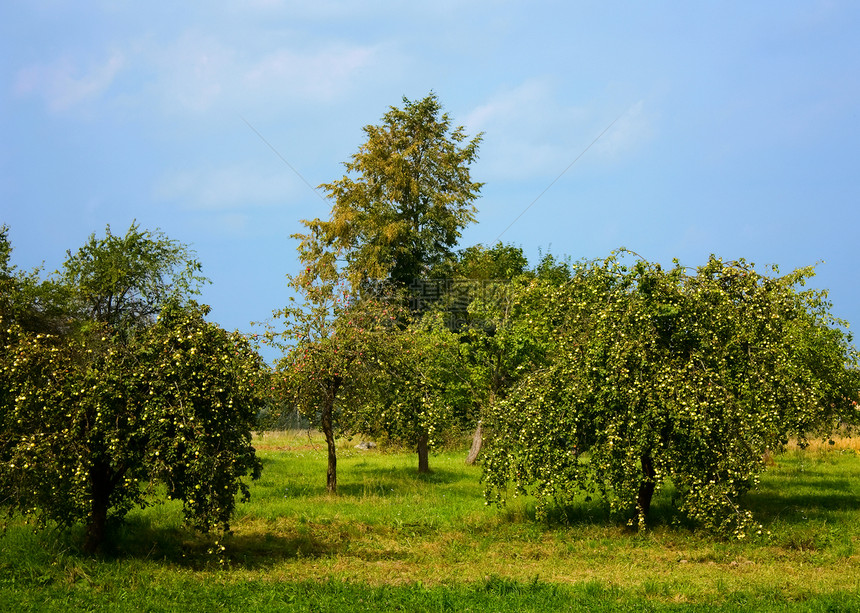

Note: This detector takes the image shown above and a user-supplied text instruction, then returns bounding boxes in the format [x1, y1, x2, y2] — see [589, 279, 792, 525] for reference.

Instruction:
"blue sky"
[2, 1, 859, 363]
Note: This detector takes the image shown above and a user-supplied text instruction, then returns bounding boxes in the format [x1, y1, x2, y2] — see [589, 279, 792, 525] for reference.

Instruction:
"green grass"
[2, 431, 860, 611]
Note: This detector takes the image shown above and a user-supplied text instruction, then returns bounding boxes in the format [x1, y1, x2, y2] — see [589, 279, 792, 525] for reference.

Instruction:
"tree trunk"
[321, 399, 337, 494]
[637, 454, 656, 518]
[83, 461, 112, 554]
[465, 421, 483, 465]
[417, 433, 430, 474]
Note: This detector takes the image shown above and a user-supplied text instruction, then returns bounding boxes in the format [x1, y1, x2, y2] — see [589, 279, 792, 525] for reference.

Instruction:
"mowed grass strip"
[1, 430, 859, 610]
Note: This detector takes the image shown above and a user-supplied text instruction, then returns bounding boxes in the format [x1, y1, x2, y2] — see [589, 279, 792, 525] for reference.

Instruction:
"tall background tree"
[299, 92, 483, 291]
[279, 93, 484, 475]
[60, 222, 207, 333]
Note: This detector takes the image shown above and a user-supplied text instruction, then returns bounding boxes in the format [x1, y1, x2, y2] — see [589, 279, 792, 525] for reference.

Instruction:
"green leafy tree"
[0, 225, 70, 334]
[359, 314, 470, 473]
[269, 248, 403, 493]
[460, 292, 549, 464]
[532, 251, 572, 285]
[445, 243, 536, 463]
[483, 251, 860, 536]
[0, 302, 264, 554]
[60, 222, 207, 333]
[430, 242, 530, 328]
[301, 92, 483, 290]
[0, 225, 18, 318]
[0, 226, 262, 554]
[439, 245, 569, 464]
[456, 242, 530, 282]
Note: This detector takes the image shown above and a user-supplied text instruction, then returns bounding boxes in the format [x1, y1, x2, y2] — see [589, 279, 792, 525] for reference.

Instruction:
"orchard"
[2, 94, 859, 558]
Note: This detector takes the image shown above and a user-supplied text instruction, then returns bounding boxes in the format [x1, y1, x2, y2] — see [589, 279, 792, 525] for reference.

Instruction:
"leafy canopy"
[60, 221, 207, 332]
[300, 92, 483, 288]
[269, 254, 404, 492]
[0, 225, 260, 554]
[359, 313, 471, 472]
[0, 225, 71, 334]
[0, 303, 264, 551]
[483, 251, 860, 536]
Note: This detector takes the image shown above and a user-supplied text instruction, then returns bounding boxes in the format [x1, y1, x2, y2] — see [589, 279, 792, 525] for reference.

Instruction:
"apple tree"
[0, 304, 264, 554]
[483, 251, 859, 536]
[356, 313, 471, 473]
[0, 226, 264, 554]
[268, 241, 404, 493]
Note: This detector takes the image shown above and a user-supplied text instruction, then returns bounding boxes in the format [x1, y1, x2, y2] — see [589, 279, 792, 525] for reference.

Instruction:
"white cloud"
[138, 30, 387, 114]
[465, 82, 654, 181]
[13, 23, 393, 118]
[244, 44, 379, 102]
[14, 51, 125, 112]
[465, 79, 584, 135]
[464, 79, 590, 181]
[154, 162, 306, 210]
[592, 100, 655, 160]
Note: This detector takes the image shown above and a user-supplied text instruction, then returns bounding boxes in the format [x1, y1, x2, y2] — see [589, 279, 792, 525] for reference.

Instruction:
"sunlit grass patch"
[3, 433, 860, 610]
[786, 433, 860, 455]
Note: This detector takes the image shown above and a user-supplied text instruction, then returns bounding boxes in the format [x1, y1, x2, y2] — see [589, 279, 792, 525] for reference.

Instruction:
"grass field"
[1, 431, 860, 611]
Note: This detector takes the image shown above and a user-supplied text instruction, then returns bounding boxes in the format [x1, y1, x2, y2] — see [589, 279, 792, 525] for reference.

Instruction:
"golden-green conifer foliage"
[299, 93, 483, 288]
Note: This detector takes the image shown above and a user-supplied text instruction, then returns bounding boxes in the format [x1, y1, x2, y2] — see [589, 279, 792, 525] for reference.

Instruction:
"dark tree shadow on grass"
[743, 487, 860, 524]
[498, 481, 693, 532]
[504, 462, 860, 539]
[8, 516, 339, 570]
[102, 516, 416, 569]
